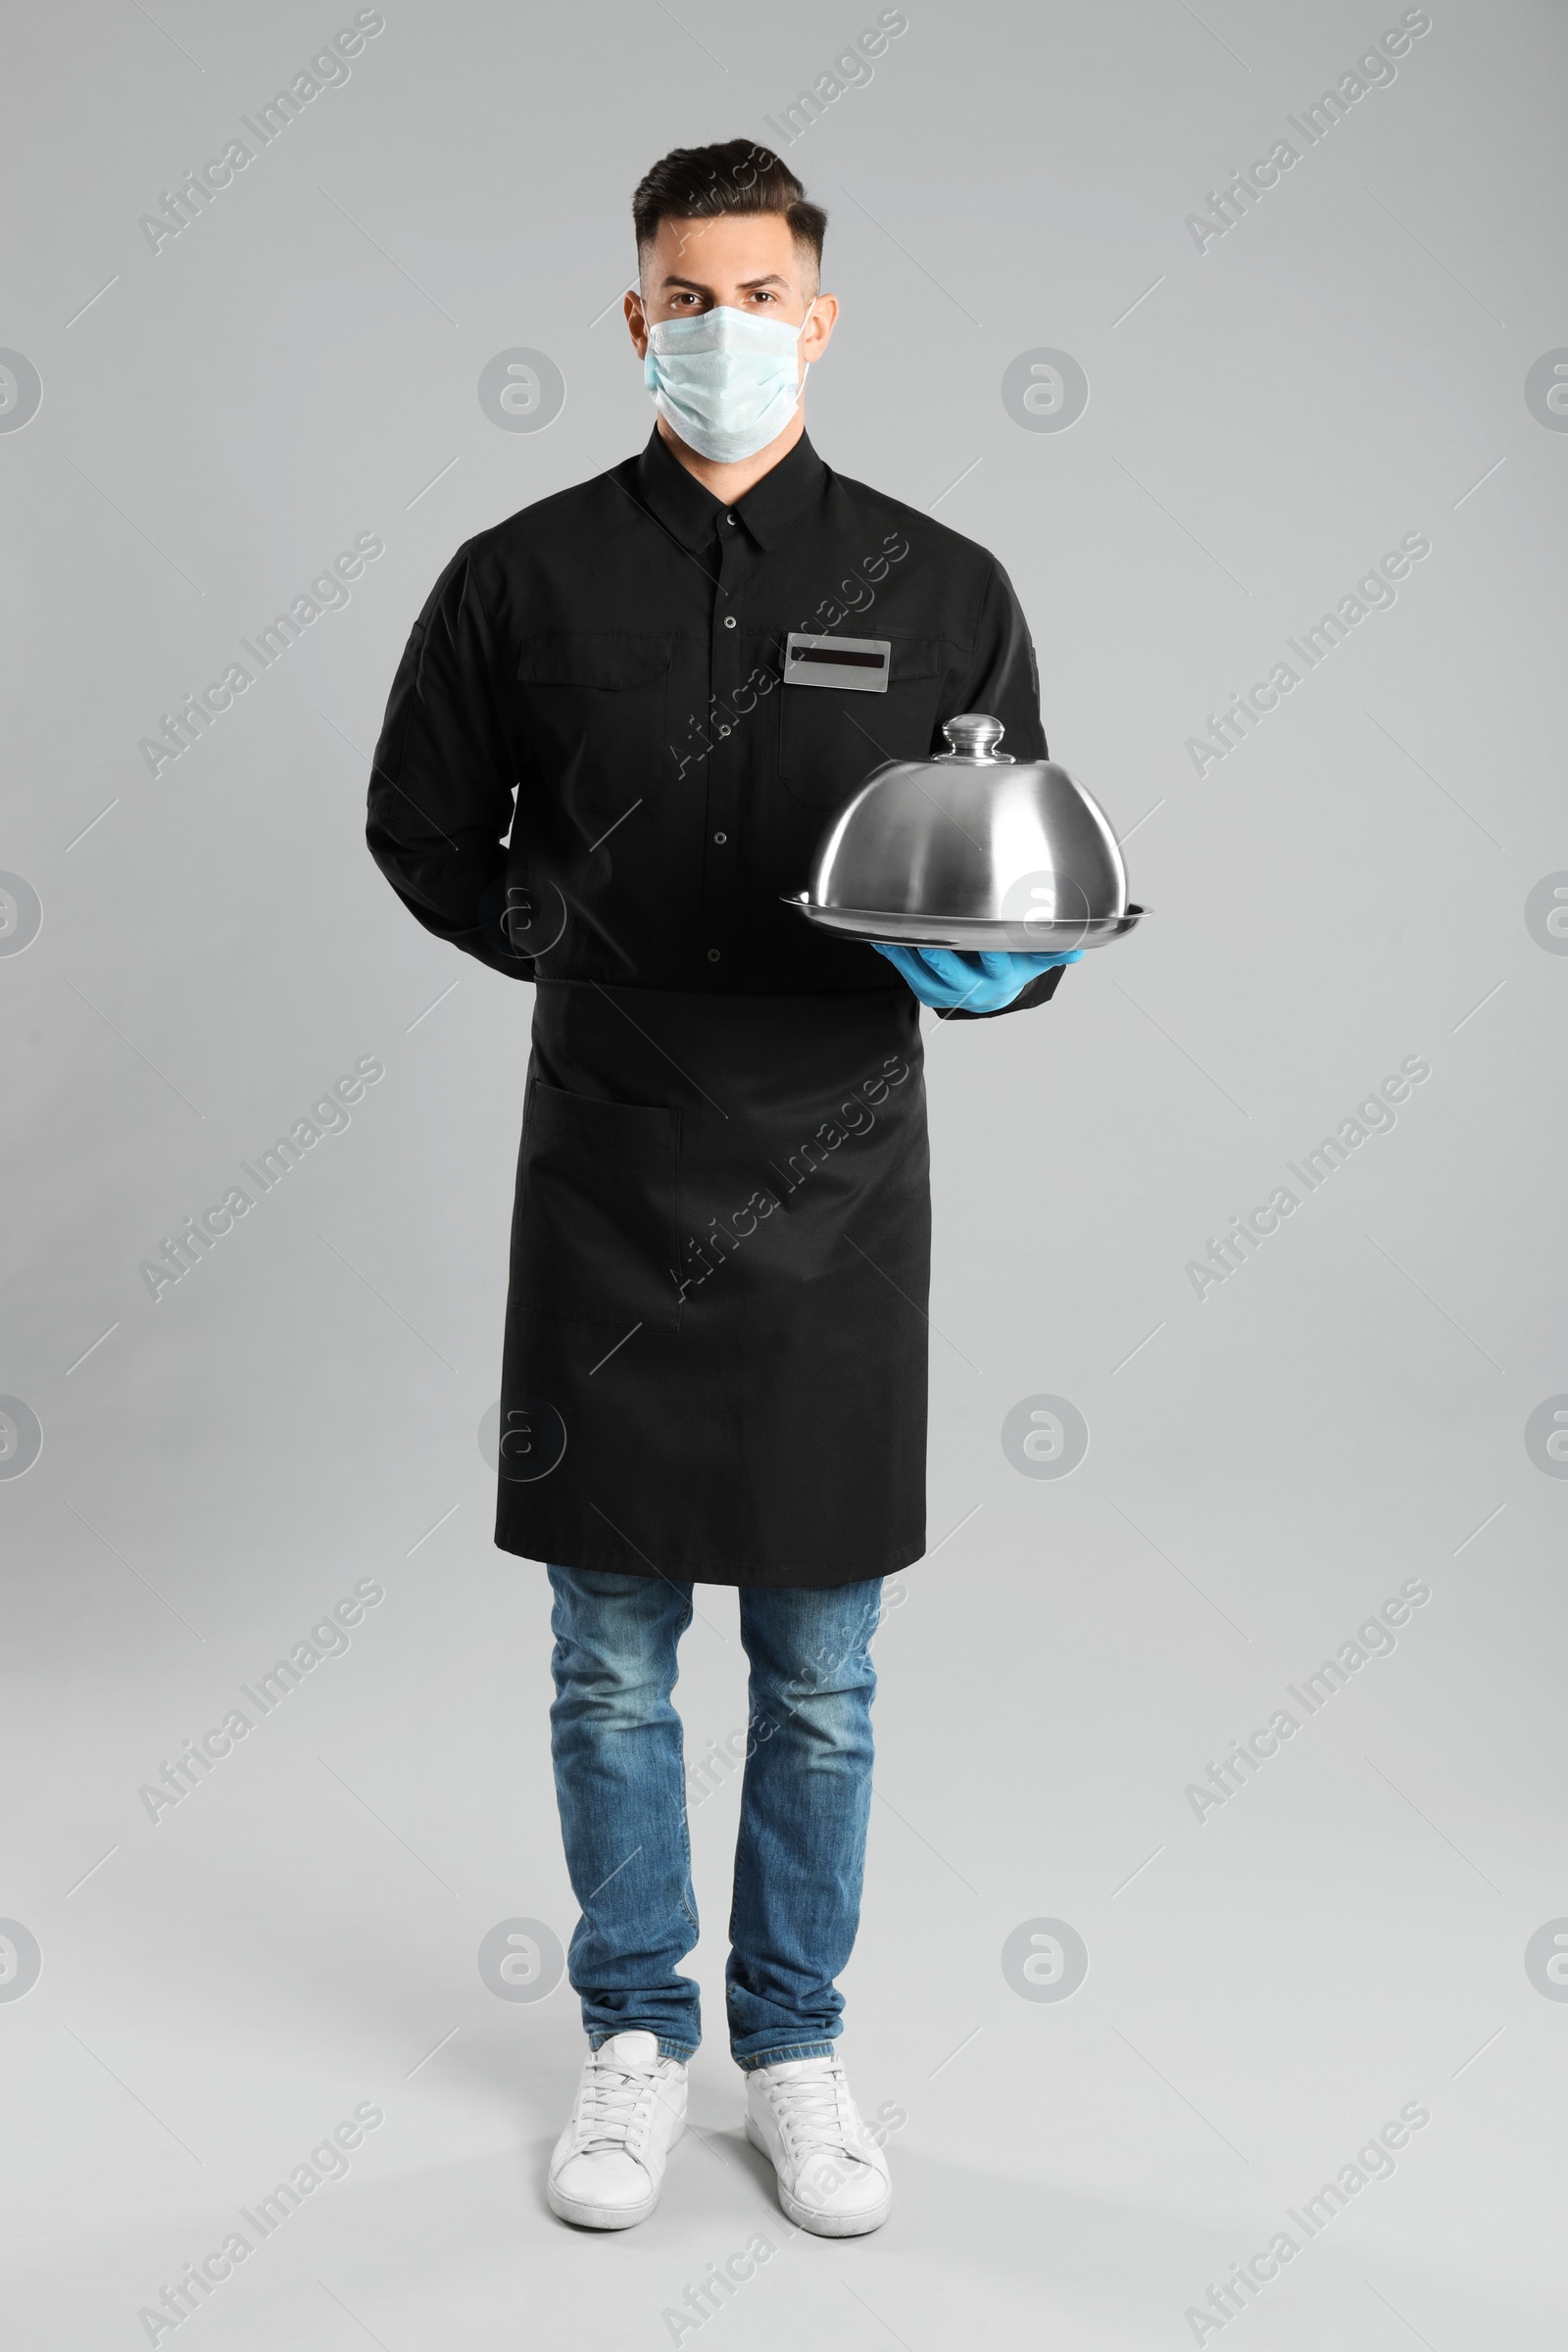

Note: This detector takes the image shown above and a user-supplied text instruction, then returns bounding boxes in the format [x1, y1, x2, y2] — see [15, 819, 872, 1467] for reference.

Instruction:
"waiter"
[367, 139, 1078, 2243]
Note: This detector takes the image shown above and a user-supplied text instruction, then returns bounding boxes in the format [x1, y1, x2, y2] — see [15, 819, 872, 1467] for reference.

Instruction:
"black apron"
[495, 978, 930, 1589]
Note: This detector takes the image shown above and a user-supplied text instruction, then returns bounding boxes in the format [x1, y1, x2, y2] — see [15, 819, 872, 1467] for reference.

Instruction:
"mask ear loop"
[798, 295, 817, 394]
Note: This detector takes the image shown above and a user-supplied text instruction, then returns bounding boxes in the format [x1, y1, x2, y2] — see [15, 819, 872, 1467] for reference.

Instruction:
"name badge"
[783, 631, 891, 694]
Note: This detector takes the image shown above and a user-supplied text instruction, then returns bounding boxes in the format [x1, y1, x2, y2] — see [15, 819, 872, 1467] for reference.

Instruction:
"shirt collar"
[630, 425, 827, 554]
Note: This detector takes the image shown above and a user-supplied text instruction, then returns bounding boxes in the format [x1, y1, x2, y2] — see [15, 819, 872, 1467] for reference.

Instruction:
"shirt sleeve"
[366, 541, 532, 980]
[939, 556, 1067, 1023]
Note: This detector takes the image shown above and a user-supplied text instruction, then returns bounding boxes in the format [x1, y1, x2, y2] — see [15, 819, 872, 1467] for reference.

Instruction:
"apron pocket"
[513, 1078, 681, 1331]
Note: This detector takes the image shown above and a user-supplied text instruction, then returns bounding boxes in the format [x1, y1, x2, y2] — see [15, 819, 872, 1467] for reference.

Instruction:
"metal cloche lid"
[783, 712, 1144, 954]
[932, 711, 1013, 760]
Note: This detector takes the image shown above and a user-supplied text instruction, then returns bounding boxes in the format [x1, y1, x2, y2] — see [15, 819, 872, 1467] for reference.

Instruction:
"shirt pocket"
[512, 1077, 682, 1332]
[776, 634, 947, 812]
[516, 633, 672, 841]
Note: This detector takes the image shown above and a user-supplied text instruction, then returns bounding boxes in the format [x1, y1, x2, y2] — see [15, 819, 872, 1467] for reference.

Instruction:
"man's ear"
[624, 287, 649, 359]
[802, 294, 838, 363]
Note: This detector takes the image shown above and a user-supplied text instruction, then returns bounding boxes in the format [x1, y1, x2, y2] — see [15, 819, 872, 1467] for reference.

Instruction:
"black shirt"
[367, 426, 1065, 1017]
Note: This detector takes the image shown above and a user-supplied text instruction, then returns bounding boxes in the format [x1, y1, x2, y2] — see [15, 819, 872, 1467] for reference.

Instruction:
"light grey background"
[4, 1, 1565, 2343]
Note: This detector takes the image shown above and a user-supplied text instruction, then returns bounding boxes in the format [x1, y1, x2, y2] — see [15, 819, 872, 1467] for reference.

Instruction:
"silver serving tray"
[783, 894, 1146, 952]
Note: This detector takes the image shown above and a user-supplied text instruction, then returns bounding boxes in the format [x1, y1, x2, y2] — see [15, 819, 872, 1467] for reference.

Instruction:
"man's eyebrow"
[659, 271, 792, 292]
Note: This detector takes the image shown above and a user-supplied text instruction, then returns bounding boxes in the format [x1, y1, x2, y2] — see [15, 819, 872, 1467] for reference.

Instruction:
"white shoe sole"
[745, 2114, 892, 2237]
[548, 2117, 684, 2230]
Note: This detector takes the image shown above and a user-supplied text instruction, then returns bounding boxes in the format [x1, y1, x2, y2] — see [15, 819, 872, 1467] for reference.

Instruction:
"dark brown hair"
[632, 140, 827, 282]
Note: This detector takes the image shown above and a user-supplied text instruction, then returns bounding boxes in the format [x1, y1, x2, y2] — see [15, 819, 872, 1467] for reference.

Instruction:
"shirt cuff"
[934, 963, 1068, 1021]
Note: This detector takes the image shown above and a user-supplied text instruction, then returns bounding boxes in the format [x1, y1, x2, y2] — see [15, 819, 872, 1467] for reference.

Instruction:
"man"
[366, 139, 1077, 2238]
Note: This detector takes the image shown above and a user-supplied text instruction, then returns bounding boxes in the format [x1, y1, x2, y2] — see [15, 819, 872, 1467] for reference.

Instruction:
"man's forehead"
[650, 215, 801, 261]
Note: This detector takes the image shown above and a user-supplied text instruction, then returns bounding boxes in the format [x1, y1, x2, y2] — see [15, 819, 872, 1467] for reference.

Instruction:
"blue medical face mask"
[643, 300, 815, 464]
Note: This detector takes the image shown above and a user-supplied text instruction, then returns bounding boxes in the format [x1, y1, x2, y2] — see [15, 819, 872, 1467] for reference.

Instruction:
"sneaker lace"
[770, 2067, 860, 2158]
[574, 2056, 660, 2155]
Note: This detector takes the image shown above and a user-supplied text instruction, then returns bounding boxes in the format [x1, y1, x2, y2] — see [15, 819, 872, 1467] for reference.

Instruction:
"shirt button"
[713, 831, 727, 844]
[717, 724, 731, 737]
[723, 615, 737, 628]
[726, 514, 738, 526]
[707, 948, 721, 961]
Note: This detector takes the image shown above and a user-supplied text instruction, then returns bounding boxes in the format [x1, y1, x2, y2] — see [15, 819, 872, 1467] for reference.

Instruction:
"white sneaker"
[547, 2030, 688, 2229]
[745, 2053, 892, 2237]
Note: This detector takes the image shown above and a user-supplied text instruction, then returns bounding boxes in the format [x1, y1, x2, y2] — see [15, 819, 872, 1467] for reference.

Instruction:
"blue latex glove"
[873, 943, 1084, 1011]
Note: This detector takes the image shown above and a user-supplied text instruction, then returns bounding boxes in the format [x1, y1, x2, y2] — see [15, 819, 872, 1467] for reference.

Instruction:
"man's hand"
[872, 943, 1084, 1012]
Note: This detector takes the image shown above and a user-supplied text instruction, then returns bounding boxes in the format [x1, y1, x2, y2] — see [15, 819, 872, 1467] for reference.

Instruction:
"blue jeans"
[546, 1564, 883, 2071]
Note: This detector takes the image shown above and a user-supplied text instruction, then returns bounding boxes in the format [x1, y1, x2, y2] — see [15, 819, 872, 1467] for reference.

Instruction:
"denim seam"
[676, 1591, 700, 1937]
[590, 2029, 698, 2062]
[735, 2039, 840, 2072]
